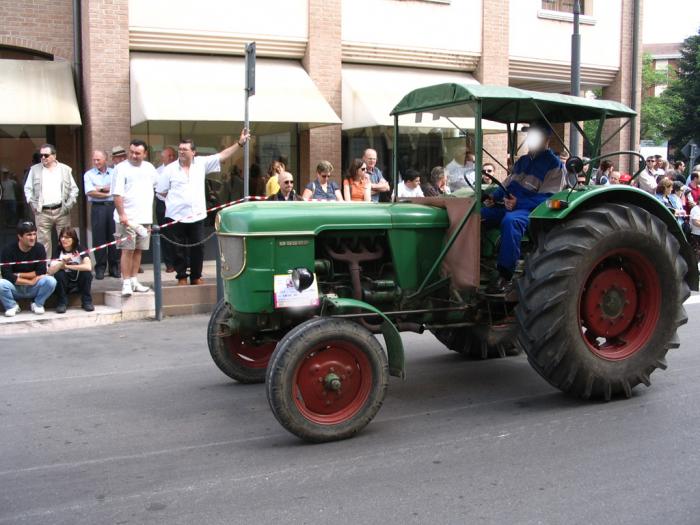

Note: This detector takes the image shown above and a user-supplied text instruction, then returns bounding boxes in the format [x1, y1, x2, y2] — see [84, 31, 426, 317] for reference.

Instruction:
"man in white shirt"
[445, 145, 476, 191]
[636, 157, 658, 195]
[396, 169, 425, 199]
[23, 144, 79, 258]
[156, 129, 250, 285]
[113, 140, 158, 296]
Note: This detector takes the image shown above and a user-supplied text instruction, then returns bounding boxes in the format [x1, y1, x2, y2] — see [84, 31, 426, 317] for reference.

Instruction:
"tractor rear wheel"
[207, 299, 277, 384]
[266, 318, 389, 442]
[516, 203, 689, 400]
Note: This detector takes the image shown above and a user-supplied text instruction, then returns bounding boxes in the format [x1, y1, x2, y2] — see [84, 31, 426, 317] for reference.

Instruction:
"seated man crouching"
[0, 220, 57, 316]
[481, 120, 566, 294]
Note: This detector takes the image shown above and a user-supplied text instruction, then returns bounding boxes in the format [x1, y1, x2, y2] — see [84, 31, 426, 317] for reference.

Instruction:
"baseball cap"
[111, 146, 126, 156]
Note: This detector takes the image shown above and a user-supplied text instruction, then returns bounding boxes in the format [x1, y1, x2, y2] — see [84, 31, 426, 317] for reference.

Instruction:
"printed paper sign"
[273, 274, 320, 309]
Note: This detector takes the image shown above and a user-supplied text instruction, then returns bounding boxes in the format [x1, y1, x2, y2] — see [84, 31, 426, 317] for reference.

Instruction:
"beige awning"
[342, 64, 504, 133]
[0, 59, 81, 125]
[130, 53, 341, 128]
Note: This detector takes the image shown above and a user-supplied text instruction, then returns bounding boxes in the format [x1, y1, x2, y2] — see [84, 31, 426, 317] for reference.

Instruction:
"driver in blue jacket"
[482, 120, 566, 294]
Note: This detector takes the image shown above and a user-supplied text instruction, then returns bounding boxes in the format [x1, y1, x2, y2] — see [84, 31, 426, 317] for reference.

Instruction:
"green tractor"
[209, 84, 698, 442]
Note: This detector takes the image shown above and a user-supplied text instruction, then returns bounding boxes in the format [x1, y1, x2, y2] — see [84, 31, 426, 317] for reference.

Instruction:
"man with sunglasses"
[23, 144, 79, 258]
[636, 157, 658, 195]
[267, 172, 301, 201]
[0, 221, 57, 316]
[156, 129, 250, 286]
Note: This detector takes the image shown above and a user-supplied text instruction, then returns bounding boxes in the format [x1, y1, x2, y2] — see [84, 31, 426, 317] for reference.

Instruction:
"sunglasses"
[320, 174, 330, 178]
[360, 167, 367, 171]
[39, 153, 52, 158]
[282, 180, 294, 185]
[20, 221, 35, 228]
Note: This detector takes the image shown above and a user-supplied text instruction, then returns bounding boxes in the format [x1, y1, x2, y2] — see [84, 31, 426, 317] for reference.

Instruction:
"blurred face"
[39, 147, 56, 168]
[178, 143, 195, 164]
[646, 158, 655, 170]
[279, 173, 294, 195]
[161, 148, 177, 165]
[317, 170, 332, 182]
[356, 163, 367, 179]
[526, 129, 546, 153]
[609, 172, 621, 184]
[128, 144, 147, 166]
[363, 149, 377, 171]
[18, 230, 37, 250]
[437, 175, 446, 189]
[60, 234, 75, 252]
[92, 152, 107, 172]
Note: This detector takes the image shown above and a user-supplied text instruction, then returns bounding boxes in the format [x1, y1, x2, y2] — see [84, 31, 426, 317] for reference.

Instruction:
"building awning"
[342, 64, 505, 133]
[130, 53, 341, 128]
[0, 60, 81, 125]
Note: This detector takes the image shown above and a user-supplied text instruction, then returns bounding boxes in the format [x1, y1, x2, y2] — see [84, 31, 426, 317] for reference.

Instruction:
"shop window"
[541, 0, 586, 13]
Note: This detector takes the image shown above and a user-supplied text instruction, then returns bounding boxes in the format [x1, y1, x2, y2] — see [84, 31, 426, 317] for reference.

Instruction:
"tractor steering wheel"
[479, 171, 511, 198]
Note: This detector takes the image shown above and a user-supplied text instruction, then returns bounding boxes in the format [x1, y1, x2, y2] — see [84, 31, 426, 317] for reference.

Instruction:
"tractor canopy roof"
[391, 83, 636, 124]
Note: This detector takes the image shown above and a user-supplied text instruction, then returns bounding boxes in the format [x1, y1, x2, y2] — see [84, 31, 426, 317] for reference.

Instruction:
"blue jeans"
[0, 276, 57, 310]
[481, 207, 531, 275]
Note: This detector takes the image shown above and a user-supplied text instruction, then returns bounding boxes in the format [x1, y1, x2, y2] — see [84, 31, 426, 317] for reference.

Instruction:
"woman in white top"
[396, 169, 424, 199]
[47, 227, 94, 313]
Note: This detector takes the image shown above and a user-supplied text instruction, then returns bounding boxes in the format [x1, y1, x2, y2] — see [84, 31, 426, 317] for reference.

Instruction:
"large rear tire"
[516, 203, 689, 400]
[207, 299, 277, 384]
[266, 318, 389, 442]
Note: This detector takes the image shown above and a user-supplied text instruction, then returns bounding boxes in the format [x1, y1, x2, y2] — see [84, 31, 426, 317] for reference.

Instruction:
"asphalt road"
[1, 301, 700, 525]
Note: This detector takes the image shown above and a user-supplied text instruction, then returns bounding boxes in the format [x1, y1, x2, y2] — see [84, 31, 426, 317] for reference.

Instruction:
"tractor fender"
[324, 297, 405, 379]
[529, 186, 699, 292]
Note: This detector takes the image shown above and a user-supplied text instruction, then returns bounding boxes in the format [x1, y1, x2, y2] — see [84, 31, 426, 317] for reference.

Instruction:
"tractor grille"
[218, 236, 245, 279]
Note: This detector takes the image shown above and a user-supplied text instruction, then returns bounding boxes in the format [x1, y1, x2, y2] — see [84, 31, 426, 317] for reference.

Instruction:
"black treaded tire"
[266, 317, 389, 442]
[207, 298, 277, 384]
[516, 203, 690, 400]
[431, 328, 521, 359]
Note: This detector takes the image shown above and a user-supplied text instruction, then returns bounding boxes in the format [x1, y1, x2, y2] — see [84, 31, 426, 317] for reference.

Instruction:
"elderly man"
[110, 146, 127, 167]
[363, 149, 390, 202]
[23, 144, 79, 258]
[113, 140, 158, 296]
[482, 120, 565, 294]
[84, 150, 119, 279]
[156, 129, 250, 286]
[0, 220, 57, 316]
[267, 171, 301, 201]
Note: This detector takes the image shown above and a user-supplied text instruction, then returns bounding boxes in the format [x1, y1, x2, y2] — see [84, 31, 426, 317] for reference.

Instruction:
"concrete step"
[0, 305, 123, 335]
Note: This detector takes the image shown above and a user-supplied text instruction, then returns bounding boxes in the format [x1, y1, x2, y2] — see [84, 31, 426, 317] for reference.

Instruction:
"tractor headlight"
[218, 235, 245, 279]
[291, 268, 314, 292]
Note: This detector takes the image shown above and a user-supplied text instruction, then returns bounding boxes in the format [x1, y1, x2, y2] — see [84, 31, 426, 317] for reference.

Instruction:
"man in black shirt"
[0, 220, 57, 316]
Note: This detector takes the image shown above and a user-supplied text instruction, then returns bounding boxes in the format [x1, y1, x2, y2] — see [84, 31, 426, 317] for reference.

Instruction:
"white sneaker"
[131, 279, 150, 293]
[4, 305, 20, 317]
[122, 279, 133, 296]
[30, 303, 45, 315]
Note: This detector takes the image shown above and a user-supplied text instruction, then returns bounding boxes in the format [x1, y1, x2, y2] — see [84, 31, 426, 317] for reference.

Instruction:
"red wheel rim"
[223, 335, 276, 369]
[293, 340, 372, 425]
[579, 248, 661, 360]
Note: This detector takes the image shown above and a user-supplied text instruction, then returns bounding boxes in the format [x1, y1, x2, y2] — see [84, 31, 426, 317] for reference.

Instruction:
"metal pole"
[215, 237, 223, 302]
[151, 225, 163, 321]
[570, 0, 581, 158]
[243, 42, 255, 198]
[629, 0, 641, 154]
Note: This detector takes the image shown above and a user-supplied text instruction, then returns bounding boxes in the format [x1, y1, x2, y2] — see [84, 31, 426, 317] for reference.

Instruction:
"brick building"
[0, 0, 643, 242]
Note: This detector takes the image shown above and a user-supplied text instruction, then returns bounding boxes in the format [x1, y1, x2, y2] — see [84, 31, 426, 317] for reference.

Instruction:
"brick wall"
[602, 0, 642, 174]
[0, 0, 74, 60]
[301, 0, 342, 187]
[476, 0, 510, 180]
[80, 0, 131, 168]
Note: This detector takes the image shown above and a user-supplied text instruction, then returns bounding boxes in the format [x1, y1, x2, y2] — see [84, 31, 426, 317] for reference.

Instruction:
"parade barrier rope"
[0, 195, 269, 267]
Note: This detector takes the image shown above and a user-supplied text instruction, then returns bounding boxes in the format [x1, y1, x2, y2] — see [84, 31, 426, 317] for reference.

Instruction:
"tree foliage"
[640, 53, 681, 145]
[664, 30, 700, 152]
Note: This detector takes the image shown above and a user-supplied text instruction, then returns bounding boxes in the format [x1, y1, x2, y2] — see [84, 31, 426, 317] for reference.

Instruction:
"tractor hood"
[215, 201, 449, 236]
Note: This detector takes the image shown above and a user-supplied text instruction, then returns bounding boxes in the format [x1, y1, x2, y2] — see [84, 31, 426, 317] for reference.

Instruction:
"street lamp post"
[570, 0, 581, 158]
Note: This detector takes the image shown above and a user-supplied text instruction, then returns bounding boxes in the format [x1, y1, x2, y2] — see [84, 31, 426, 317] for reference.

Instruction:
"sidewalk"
[0, 260, 219, 335]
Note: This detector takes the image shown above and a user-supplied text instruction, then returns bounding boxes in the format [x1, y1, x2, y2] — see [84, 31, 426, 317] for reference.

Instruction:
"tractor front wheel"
[207, 299, 277, 384]
[266, 318, 389, 442]
[516, 203, 689, 400]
